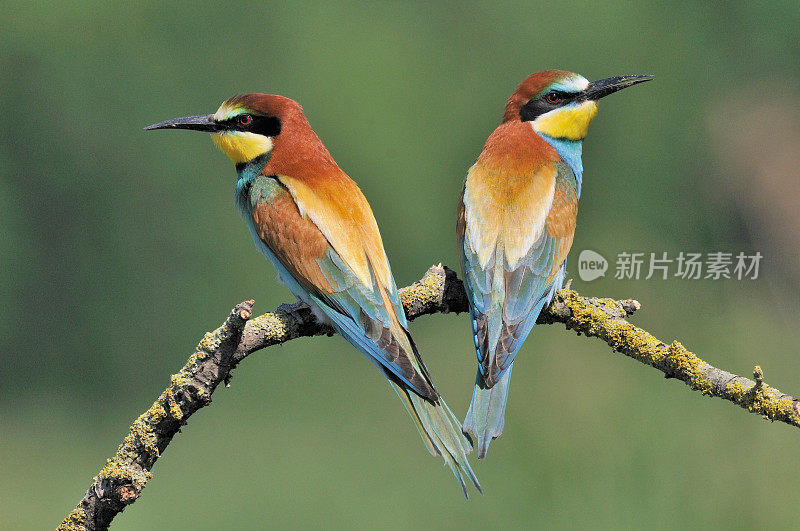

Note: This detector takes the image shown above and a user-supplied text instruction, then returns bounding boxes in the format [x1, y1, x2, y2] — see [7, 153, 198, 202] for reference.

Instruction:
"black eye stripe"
[548, 91, 573, 100]
[223, 114, 282, 137]
[519, 90, 579, 121]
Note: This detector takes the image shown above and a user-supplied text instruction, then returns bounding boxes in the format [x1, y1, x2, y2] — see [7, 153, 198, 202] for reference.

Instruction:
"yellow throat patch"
[533, 100, 598, 141]
[212, 131, 273, 164]
[211, 101, 274, 164]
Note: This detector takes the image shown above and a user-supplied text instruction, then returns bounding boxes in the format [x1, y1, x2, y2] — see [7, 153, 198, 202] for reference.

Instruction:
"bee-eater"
[458, 71, 652, 458]
[146, 93, 480, 496]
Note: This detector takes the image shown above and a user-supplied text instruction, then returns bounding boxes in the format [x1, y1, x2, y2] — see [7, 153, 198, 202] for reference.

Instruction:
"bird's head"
[503, 70, 652, 141]
[145, 93, 301, 165]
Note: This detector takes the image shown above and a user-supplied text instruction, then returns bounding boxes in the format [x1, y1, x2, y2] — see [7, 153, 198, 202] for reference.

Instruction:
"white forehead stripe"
[213, 102, 245, 121]
[549, 74, 590, 93]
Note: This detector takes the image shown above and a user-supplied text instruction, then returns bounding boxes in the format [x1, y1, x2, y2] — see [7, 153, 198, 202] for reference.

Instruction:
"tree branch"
[58, 264, 800, 530]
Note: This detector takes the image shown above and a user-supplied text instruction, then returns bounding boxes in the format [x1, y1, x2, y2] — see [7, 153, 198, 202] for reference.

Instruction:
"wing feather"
[249, 173, 435, 399]
[460, 161, 578, 386]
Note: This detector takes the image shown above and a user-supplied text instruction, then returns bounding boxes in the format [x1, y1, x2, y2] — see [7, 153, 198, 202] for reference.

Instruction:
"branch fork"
[59, 265, 800, 530]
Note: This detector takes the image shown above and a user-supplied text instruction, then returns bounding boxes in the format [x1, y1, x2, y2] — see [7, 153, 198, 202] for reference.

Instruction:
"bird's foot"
[277, 300, 312, 326]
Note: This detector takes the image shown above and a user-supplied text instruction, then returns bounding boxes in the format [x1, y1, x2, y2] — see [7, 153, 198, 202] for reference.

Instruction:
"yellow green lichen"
[198, 331, 215, 348]
[665, 341, 713, 394]
[187, 349, 207, 364]
[560, 291, 713, 393]
[250, 312, 289, 340]
[726, 380, 748, 398]
[125, 416, 160, 458]
[559, 291, 655, 356]
[560, 288, 800, 423]
[724, 368, 799, 424]
[558, 289, 800, 424]
[59, 305, 254, 528]
[59, 279, 800, 528]
[97, 455, 151, 489]
[149, 403, 168, 423]
[559, 290, 608, 335]
[399, 268, 443, 309]
[594, 297, 624, 315]
[165, 388, 183, 420]
[57, 507, 86, 531]
[753, 365, 764, 387]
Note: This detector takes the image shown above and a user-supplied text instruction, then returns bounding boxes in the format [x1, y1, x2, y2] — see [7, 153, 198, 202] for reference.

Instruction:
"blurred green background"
[2, 1, 799, 528]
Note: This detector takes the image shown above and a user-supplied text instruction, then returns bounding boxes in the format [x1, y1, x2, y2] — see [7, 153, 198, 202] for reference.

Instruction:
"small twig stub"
[58, 265, 799, 530]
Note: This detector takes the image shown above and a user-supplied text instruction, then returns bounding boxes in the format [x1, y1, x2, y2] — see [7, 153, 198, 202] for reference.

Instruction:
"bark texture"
[58, 265, 800, 530]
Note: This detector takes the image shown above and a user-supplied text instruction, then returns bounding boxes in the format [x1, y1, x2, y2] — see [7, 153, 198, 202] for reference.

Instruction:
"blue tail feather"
[391, 380, 482, 498]
[463, 364, 512, 459]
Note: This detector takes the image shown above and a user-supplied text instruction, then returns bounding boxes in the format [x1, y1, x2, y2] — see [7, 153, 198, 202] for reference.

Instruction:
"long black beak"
[585, 75, 653, 100]
[144, 114, 219, 132]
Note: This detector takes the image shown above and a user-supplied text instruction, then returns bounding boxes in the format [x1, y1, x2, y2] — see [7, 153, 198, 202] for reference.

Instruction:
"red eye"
[238, 114, 253, 126]
[546, 92, 560, 104]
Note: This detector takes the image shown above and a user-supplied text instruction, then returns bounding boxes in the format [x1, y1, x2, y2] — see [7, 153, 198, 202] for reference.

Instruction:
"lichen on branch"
[58, 264, 800, 530]
[547, 289, 800, 428]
